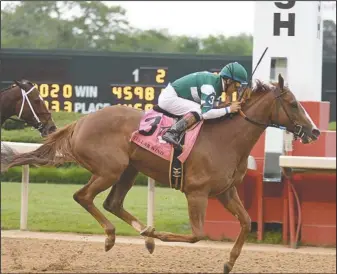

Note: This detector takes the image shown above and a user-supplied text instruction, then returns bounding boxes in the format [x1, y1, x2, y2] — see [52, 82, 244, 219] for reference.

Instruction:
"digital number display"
[33, 83, 73, 112]
[1, 50, 254, 114]
[111, 67, 168, 111]
[112, 86, 155, 101]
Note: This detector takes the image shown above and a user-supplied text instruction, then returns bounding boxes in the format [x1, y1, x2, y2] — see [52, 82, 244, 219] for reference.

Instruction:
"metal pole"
[20, 165, 29, 230]
[147, 178, 155, 227]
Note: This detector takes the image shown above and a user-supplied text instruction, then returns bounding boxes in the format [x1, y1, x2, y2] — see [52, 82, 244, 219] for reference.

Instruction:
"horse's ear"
[14, 80, 24, 89]
[278, 74, 284, 90]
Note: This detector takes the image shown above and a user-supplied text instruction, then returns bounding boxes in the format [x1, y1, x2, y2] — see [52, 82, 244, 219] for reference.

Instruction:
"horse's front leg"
[216, 186, 251, 273]
[141, 191, 208, 243]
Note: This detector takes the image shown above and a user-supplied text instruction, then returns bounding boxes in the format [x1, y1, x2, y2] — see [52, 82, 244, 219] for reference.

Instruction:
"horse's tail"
[5, 121, 78, 169]
[1, 142, 18, 173]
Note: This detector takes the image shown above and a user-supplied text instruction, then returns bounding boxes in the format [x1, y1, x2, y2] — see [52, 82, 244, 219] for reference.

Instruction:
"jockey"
[158, 62, 248, 151]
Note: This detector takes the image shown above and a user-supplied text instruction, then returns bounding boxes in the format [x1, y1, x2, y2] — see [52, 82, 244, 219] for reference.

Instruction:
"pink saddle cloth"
[130, 110, 203, 163]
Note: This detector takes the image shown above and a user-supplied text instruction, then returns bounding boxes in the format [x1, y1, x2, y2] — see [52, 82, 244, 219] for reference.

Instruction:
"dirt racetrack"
[1, 230, 336, 273]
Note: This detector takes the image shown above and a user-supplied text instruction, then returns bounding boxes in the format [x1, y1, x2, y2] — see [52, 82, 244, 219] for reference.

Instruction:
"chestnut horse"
[5, 75, 320, 273]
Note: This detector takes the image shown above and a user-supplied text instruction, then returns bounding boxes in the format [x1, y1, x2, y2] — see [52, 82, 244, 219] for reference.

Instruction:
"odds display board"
[0, 49, 251, 114]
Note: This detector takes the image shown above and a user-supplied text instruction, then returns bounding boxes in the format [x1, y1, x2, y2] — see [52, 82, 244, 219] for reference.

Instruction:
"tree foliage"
[323, 20, 336, 57]
[1, 1, 335, 57]
[1, 1, 131, 50]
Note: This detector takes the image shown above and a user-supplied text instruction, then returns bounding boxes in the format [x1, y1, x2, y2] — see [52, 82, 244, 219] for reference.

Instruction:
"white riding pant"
[158, 84, 202, 117]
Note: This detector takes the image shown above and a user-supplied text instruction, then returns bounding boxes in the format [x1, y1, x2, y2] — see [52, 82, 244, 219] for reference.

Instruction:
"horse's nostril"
[312, 128, 320, 137]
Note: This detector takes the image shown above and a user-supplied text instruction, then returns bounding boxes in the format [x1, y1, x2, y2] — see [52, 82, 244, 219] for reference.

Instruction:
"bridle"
[7, 82, 51, 132]
[237, 86, 305, 140]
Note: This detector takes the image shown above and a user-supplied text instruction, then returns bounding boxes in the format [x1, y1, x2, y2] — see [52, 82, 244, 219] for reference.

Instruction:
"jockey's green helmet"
[220, 62, 248, 85]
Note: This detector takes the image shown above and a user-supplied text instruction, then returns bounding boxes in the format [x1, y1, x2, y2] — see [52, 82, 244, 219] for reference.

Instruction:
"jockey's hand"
[230, 101, 241, 113]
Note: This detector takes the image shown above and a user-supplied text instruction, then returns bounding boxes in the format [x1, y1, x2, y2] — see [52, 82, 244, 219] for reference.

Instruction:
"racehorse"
[0, 79, 56, 135]
[4, 75, 320, 273]
[1, 79, 57, 172]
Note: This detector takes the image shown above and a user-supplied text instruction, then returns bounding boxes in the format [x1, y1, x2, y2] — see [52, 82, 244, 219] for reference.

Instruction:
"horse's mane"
[252, 80, 277, 93]
[0, 84, 16, 93]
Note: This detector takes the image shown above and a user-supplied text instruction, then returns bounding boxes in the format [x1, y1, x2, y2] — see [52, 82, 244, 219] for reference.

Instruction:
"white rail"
[279, 156, 336, 170]
[2, 142, 41, 230]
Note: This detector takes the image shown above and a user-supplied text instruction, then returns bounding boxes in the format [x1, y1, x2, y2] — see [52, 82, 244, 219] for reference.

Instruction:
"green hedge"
[1, 111, 85, 143]
[2, 117, 26, 130]
[0, 166, 150, 186]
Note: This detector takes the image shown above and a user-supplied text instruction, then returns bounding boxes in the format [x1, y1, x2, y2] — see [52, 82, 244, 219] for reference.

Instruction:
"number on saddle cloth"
[139, 116, 162, 136]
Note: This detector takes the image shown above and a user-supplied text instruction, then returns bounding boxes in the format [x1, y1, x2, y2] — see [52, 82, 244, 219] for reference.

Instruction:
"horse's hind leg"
[103, 165, 156, 253]
[73, 174, 121, 252]
[216, 186, 251, 274]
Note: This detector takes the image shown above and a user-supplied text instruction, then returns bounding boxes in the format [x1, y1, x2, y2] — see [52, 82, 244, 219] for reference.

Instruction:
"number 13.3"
[44, 101, 72, 112]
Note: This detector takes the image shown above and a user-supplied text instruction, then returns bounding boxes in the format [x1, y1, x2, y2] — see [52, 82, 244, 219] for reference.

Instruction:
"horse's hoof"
[104, 236, 116, 252]
[224, 263, 232, 274]
[145, 237, 155, 254]
[140, 226, 155, 237]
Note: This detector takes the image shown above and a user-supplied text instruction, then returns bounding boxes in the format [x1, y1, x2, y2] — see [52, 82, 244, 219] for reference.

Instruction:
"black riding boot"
[162, 112, 201, 151]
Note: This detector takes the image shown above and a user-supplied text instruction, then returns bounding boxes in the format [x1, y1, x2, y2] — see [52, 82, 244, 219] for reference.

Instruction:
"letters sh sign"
[272, 1, 322, 38]
[273, 1, 296, 36]
[253, 1, 323, 102]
